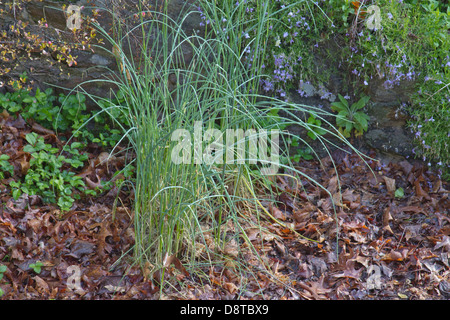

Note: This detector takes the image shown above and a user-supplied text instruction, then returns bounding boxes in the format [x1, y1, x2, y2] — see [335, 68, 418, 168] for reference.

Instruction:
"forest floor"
[0, 114, 449, 300]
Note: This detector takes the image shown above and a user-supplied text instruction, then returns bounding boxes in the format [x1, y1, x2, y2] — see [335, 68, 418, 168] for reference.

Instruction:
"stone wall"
[285, 35, 418, 162]
[288, 76, 417, 162]
[0, 0, 418, 161]
[0, 0, 202, 102]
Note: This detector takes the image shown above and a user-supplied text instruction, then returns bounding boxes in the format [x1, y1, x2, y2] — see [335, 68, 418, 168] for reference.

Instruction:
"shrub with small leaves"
[0, 0, 101, 90]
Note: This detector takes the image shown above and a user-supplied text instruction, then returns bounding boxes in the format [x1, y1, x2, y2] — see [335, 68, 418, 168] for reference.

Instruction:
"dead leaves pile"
[150, 149, 449, 300]
[0, 111, 153, 299]
[241, 150, 450, 300]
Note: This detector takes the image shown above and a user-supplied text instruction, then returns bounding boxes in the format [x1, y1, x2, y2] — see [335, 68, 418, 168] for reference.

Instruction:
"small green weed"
[0, 264, 6, 297]
[0, 155, 14, 180]
[331, 94, 370, 138]
[306, 114, 327, 140]
[395, 187, 405, 199]
[292, 146, 314, 162]
[29, 261, 43, 274]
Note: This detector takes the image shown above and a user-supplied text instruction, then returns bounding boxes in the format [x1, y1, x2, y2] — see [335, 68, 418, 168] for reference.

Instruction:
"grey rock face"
[0, 0, 202, 106]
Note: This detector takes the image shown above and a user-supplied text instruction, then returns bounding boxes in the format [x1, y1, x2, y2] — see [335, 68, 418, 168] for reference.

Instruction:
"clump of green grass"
[76, 0, 371, 294]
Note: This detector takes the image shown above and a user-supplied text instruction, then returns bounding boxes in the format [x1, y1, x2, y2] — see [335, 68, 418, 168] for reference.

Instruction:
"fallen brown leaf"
[224, 239, 239, 257]
[34, 275, 49, 293]
[382, 205, 394, 234]
[414, 179, 431, 200]
[383, 176, 396, 195]
[269, 204, 286, 221]
[381, 249, 404, 261]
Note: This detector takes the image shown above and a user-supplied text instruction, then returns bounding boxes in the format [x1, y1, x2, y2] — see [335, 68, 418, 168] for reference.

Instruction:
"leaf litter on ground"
[1, 109, 449, 299]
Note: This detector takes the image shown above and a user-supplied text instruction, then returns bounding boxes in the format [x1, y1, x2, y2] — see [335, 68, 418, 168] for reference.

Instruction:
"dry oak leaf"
[414, 179, 431, 200]
[333, 260, 362, 280]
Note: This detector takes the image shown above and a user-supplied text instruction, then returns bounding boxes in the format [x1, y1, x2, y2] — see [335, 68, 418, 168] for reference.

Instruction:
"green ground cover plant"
[9, 133, 88, 212]
[0, 86, 131, 211]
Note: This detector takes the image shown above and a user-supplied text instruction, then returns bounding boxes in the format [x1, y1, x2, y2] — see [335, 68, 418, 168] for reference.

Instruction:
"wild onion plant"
[77, 0, 371, 292]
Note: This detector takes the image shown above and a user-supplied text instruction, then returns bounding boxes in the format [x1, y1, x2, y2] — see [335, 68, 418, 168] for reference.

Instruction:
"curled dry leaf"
[246, 227, 275, 242]
[31, 122, 55, 136]
[382, 205, 394, 234]
[434, 236, 450, 252]
[223, 281, 238, 294]
[341, 189, 360, 209]
[327, 176, 339, 194]
[269, 204, 286, 221]
[397, 206, 426, 215]
[16, 152, 30, 175]
[414, 179, 431, 200]
[381, 249, 408, 261]
[224, 239, 239, 258]
[163, 253, 189, 277]
[33, 275, 49, 293]
[383, 176, 396, 195]
[333, 258, 362, 280]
